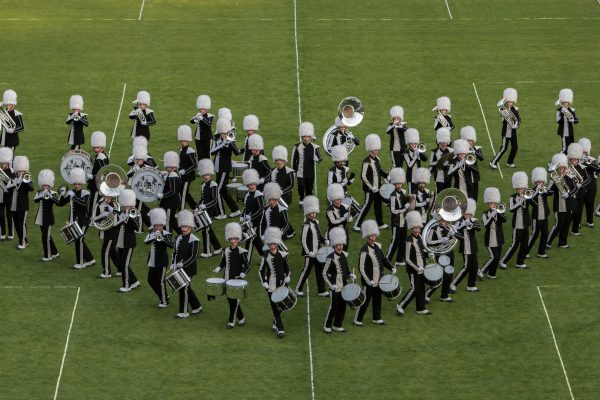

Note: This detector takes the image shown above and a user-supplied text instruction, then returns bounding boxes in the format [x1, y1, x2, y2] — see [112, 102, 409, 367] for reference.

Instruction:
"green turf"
[1, 1, 599, 399]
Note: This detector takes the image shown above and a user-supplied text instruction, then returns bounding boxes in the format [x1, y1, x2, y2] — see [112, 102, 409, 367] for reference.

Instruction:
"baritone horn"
[0, 103, 16, 131]
[136, 108, 146, 124]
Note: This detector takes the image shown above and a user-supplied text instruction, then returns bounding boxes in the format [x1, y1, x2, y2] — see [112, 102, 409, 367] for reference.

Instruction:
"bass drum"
[60, 150, 93, 184]
[130, 166, 165, 202]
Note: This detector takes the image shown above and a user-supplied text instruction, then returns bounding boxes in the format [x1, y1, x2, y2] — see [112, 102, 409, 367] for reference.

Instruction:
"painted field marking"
[444, 0, 454, 20]
[139, 0, 146, 21]
[108, 83, 127, 158]
[472, 82, 503, 179]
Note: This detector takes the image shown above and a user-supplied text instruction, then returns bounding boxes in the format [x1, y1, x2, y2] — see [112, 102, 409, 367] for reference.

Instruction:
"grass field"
[2, 1, 600, 399]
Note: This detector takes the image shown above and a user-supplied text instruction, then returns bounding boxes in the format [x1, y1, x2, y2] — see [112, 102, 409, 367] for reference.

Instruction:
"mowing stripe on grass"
[138, 0, 146, 21]
[293, 0, 302, 125]
[536, 286, 575, 400]
[53, 287, 81, 400]
[0, 286, 78, 289]
[472, 82, 503, 179]
[108, 83, 127, 159]
[444, 0, 453, 20]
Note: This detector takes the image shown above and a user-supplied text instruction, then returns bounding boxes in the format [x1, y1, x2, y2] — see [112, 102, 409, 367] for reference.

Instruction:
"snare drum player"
[327, 145, 355, 194]
[353, 134, 388, 231]
[295, 195, 327, 297]
[322, 227, 355, 333]
[65, 95, 88, 150]
[478, 187, 507, 280]
[145, 208, 174, 308]
[88, 131, 109, 217]
[271, 145, 295, 206]
[33, 169, 60, 261]
[403, 128, 427, 194]
[196, 158, 223, 257]
[172, 209, 202, 318]
[178, 125, 198, 211]
[57, 167, 95, 269]
[433, 96, 454, 132]
[449, 199, 481, 293]
[0, 89, 25, 152]
[241, 169, 265, 265]
[191, 94, 214, 160]
[259, 227, 291, 338]
[527, 168, 551, 259]
[556, 88, 579, 153]
[429, 127, 452, 193]
[247, 134, 271, 191]
[10, 156, 33, 249]
[214, 222, 250, 329]
[499, 172, 531, 269]
[261, 182, 294, 241]
[115, 189, 140, 293]
[461, 126, 484, 200]
[129, 90, 156, 141]
[447, 139, 476, 200]
[326, 183, 351, 250]
[0, 147, 15, 240]
[354, 220, 396, 326]
[159, 151, 182, 234]
[579, 138, 600, 227]
[292, 122, 322, 207]
[241, 114, 260, 162]
[386, 105, 408, 168]
[396, 211, 430, 316]
[211, 118, 242, 219]
[547, 153, 578, 249]
[490, 88, 520, 169]
[387, 168, 409, 267]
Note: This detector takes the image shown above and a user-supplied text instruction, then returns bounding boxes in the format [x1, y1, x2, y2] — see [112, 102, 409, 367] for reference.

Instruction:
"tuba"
[338, 96, 364, 127]
[322, 125, 356, 156]
[0, 103, 16, 131]
[497, 99, 519, 128]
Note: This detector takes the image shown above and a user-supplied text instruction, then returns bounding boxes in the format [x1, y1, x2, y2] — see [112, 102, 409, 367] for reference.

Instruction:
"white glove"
[576, 183, 582, 189]
[331, 285, 337, 291]
[350, 273, 357, 280]
[194, 113, 203, 121]
[263, 282, 269, 289]
[341, 178, 348, 186]
[156, 192, 163, 199]
[259, 178, 265, 184]
[106, 205, 114, 213]
[561, 192, 569, 198]
[176, 262, 183, 269]
[440, 236, 449, 243]
[179, 169, 186, 176]
[86, 173, 93, 180]
[213, 266, 221, 273]
[284, 276, 290, 283]
[371, 187, 379, 193]
[371, 280, 378, 287]
[14, 177, 22, 184]
[308, 251, 316, 258]
[348, 215, 353, 222]
[67, 190, 74, 198]
[170, 263, 176, 271]
[198, 204, 206, 210]
[324, 239, 330, 245]
[392, 267, 397, 274]
[6, 128, 14, 134]
[141, 120, 147, 126]
[417, 267, 424, 274]
[240, 273, 246, 279]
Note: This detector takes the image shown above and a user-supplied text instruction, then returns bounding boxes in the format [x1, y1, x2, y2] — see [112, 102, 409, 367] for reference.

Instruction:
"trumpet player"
[271, 145, 295, 207]
[433, 96, 454, 132]
[402, 128, 427, 194]
[128, 90, 156, 141]
[66, 95, 88, 150]
[567, 143, 590, 236]
[414, 168, 433, 224]
[327, 145, 355, 194]
[127, 145, 153, 230]
[0, 89, 25, 152]
[114, 189, 141, 293]
[261, 182, 294, 241]
[579, 138, 600, 227]
[210, 118, 241, 219]
[9, 156, 33, 249]
[33, 169, 60, 261]
[247, 134, 271, 191]
[461, 126, 484, 201]
[178, 125, 199, 211]
[478, 187, 507, 280]
[387, 168, 409, 267]
[547, 153, 579, 249]
[526, 168, 551, 259]
[326, 183, 351, 250]
[499, 172, 531, 269]
[490, 88, 520, 169]
[240, 169, 264, 264]
[386, 105, 408, 168]
[88, 131, 109, 217]
[0, 147, 15, 240]
[241, 114, 260, 162]
[292, 122, 322, 207]
[447, 139, 476, 200]
[556, 88, 579, 154]
[145, 208, 174, 308]
[429, 127, 452, 193]
[191, 95, 214, 160]
[296, 195, 328, 297]
[196, 158, 223, 257]
[450, 199, 481, 293]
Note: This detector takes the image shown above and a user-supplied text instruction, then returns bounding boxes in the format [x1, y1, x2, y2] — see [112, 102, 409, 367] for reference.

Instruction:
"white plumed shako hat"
[198, 158, 214, 176]
[13, 155, 29, 172]
[334, 116, 346, 128]
[242, 169, 260, 186]
[70, 167, 86, 185]
[557, 88, 573, 105]
[551, 153, 568, 168]
[91, 131, 106, 148]
[331, 145, 348, 162]
[466, 199, 477, 215]
[264, 227, 282, 245]
[361, 219, 380, 238]
[196, 95, 211, 110]
[149, 208, 167, 226]
[329, 227, 347, 246]
[243, 115, 259, 131]
[177, 210, 194, 228]
[0, 147, 13, 164]
[389, 105, 404, 119]
[503, 88, 518, 103]
[434, 96, 451, 111]
[416, 167, 431, 184]
[389, 167, 406, 185]
[404, 128, 419, 144]
[406, 211, 423, 229]
[326, 183, 344, 202]
[38, 169, 55, 188]
[70, 95, 83, 110]
[3, 89, 17, 105]
[299, 122, 315, 138]
[436, 127, 451, 144]
[216, 118, 232, 134]
[136, 90, 150, 105]
[272, 145, 288, 162]
[225, 222, 242, 240]
[163, 151, 179, 168]
[578, 138, 591, 154]
[177, 125, 193, 141]
[133, 145, 148, 160]
[512, 171, 528, 189]
[248, 134, 264, 150]
[365, 134, 381, 151]
[453, 139, 469, 155]
[303, 195, 319, 215]
[119, 188, 136, 207]
[263, 182, 282, 200]
[133, 136, 148, 149]
[532, 167, 547, 184]
[218, 107, 232, 120]
[567, 143, 583, 159]
[460, 126, 477, 142]
[483, 187, 501, 203]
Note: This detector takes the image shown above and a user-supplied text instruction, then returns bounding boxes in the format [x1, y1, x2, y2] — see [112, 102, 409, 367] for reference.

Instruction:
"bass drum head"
[271, 286, 289, 303]
[424, 264, 444, 287]
[438, 254, 451, 267]
[341, 283, 361, 301]
[60, 150, 92, 184]
[130, 167, 165, 202]
[316, 246, 334, 263]
[379, 183, 395, 200]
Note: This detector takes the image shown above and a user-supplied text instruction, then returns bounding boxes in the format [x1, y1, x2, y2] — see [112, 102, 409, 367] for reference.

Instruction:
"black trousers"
[297, 177, 314, 201]
[391, 150, 403, 168]
[479, 246, 502, 277]
[528, 219, 549, 256]
[452, 253, 479, 289]
[165, 207, 180, 235]
[118, 247, 137, 288]
[202, 227, 222, 254]
[354, 191, 384, 229]
[491, 134, 518, 165]
[39, 225, 59, 258]
[134, 200, 150, 232]
[216, 171, 239, 215]
[548, 211, 571, 247]
[561, 135, 574, 154]
[324, 290, 346, 329]
[227, 298, 245, 324]
[397, 271, 425, 312]
[245, 229, 264, 265]
[88, 189, 99, 220]
[386, 225, 407, 263]
[501, 228, 528, 265]
[101, 238, 119, 276]
[180, 280, 201, 314]
[355, 284, 383, 322]
[267, 291, 284, 331]
[195, 139, 211, 160]
[148, 266, 168, 304]
[296, 256, 326, 294]
[583, 185, 597, 224]
[180, 181, 197, 211]
[436, 181, 450, 194]
[74, 226, 94, 265]
[571, 194, 585, 233]
[426, 264, 454, 299]
[0, 203, 13, 236]
[12, 210, 27, 246]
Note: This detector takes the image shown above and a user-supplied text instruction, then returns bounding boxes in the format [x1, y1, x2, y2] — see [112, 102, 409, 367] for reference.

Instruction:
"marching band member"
[214, 222, 250, 329]
[0, 89, 25, 151]
[191, 94, 213, 160]
[0, 147, 15, 240]
[240, 168, 264, 264]
[211, 118, 242, 219]
[126, 145, 152, 231]
[433, 96, 454, 132]
[397, 211, 430, 316]
[241, 114, 260, 162]
[499, 172, 531, 269]
[88, 131, 109, 217]
[353, 134, 388, 231]
[403, 128, 427, 193]
[490, 88, 520, 169]
[93, 190, 119, 278]
[261, 182, 294, 240]
[325, 117, 360, 155]
[478, 187, 507, 279]
[159, 151, 182, 233]
[567, 143, 590, 236]
[259, 227, 291, 338]
[547, 153, 579, 249]
[386, 105, 408, 168]
[527, 168, 551, 259]
[129, 90, 156, 140]
[33, 169, 60, 261]
[460, 126, 484, 200]
[450, 199, 481, 293]
[354, 220, 396, 325]
[127, 136, 157, 167]
[447, 139, 476, 200]
[327, 145, 354, 193]
[295, 195, 327, 297]
[413, 168, 433, 224]
[556, 88, 578, 153]
[326, 183, 351, 249]
[322, 227, 354, 333]
[578, 138, 600, 227]
[429, 127, 452, 193]
[57, 168, 95, 269]
[172, 209, 202, 318]
[115, 189, 140, 293]
[424, 216, 455, 302]
[9, 155, 32, 249]
[144, 208, 174, 308]
[196, 158, 223, 257]
[270, 145, 295, 206]
[65, 95, 88, 150]
[247, 134, 271, 191]
[387, 168, 409, 267]
[292, 122, 322, 207]
[178, 125, 199, 210]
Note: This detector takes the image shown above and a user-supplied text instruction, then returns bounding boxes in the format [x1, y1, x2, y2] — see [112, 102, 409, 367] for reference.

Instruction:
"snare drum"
[193, 210, 212, 232]
[271, 286, 297, 311]
[166, 269, 191, 291]
[240, 220, 256, 243]
[231, 161, 248, 181]
[341, 196, 361, 217]
[379, 274, 402, 300]
[236, 185, 249, 202]
[379, 183, 395, 200]
[206, 277, 226, 297]
[227, 182, 242, 199]
[316, 246, 334, 263]
[443, 265, 454, 275]
[226, 279, 248, 299]
[341, 283, 365, 309]
[60, 221, 84, 245]
[424, 263, 444, 287]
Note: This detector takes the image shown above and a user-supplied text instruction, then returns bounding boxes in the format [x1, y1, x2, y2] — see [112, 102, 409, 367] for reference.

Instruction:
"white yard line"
[538, 284, 600, 289]
[444, 0, 454, 20]
[536, 287, 575, 400]
[108, 83, 127, 159]
[0, 286, 78, 289]
[472, 82, 503, 179]
[53, 287, 81, 400]
[293, 0, 303, 125]
[138, 0, 146, 21]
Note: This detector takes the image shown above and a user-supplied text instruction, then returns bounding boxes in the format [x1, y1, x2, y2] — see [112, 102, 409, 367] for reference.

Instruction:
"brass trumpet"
[43, 189, 52, 200]
[495, 203, 506, 214]
[524, 189, 534, 199]
[417, 143, 427, 153]
[465, 154, 477, 165]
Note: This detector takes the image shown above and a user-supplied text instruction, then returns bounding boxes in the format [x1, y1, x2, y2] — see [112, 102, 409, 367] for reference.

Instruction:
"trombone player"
[499, 172, 531, 269]
[490, 88, 520, 169]
[0, 89, 25, 152]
